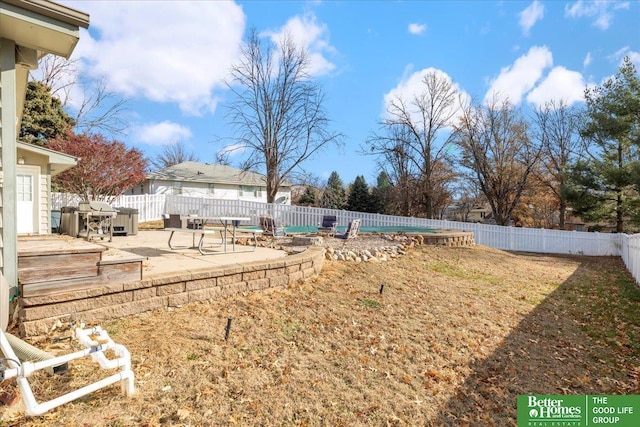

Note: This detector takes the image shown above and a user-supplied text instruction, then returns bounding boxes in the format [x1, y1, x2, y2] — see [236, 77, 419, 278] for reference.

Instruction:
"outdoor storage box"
[60, 206, 80, 237]
[113, 208, 139, 236]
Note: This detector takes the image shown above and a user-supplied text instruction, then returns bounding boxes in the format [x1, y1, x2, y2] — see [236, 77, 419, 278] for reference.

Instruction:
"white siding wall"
[147, 179, 288, 204]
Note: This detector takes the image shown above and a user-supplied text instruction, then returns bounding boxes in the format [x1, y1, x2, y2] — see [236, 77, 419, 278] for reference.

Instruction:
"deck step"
[17, 236, 143, 300]
[18, 252, 102, 284]
[21, 257, 144, 300]
[21, 274, 109, 299]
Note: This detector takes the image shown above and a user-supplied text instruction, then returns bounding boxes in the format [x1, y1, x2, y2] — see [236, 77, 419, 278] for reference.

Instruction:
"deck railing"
[52, 193, 640, 284]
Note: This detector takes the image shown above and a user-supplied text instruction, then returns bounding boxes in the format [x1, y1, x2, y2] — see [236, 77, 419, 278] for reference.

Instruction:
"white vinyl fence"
[52, 193, 640, 284]
[622, 234, 640, 285]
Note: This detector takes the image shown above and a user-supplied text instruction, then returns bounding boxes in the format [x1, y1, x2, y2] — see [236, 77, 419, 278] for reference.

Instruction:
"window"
[240, 185, 261, 198]
[17, 175, 33, 202]
[208, 183, 215, 195]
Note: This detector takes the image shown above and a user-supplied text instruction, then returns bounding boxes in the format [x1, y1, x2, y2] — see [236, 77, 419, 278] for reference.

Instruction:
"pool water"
[283, 225, 438, 234]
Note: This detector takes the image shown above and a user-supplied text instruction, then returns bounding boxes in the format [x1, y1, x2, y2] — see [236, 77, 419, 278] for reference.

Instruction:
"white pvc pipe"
[19, 346, 112, 377]
[18, 370, 135, 416]
[74, 327, 131, 371]
[0, 326, 135, 416]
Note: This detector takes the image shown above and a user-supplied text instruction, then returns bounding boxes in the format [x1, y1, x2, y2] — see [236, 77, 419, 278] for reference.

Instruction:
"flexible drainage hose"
[3, 332, 68, 375]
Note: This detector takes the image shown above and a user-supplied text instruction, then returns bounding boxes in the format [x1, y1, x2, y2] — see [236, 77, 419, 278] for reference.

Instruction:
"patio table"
[167, 216, 262, 255]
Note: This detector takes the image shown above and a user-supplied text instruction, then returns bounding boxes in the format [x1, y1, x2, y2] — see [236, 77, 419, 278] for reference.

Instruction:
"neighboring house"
[16, 141, 77, 234]
[129, 161, 292, 205]
[444, 201, 492, 223]
[0, 0, 89, 292]
[467, 204, 492, 223]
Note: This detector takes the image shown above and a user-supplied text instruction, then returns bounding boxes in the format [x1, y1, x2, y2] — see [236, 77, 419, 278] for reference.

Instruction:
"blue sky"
[55, 0, 639, 186]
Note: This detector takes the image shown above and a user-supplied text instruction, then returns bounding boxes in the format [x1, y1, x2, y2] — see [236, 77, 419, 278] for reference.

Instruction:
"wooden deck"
[18, 235, 143, 298]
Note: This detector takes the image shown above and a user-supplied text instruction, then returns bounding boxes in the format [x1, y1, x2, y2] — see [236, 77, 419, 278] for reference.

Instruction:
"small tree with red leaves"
[48, 132, 147, 202]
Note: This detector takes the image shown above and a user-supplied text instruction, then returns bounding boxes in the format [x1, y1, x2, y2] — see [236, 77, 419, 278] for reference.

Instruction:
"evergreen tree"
[321, 171, 346, 209]
[371, 171, 393, 214]
[563, 57, 640, 232]
[297, 186, 318, 206]
[20, 81, 75, 146]
[347, 175, 374, 212]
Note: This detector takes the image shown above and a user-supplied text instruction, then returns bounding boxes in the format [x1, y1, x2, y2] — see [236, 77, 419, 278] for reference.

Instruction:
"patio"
[99, 229, 288, 278]
[16, 231, 323, 337]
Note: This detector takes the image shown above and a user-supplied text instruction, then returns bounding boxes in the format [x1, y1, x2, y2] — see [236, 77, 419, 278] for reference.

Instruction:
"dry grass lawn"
[2, 244, 640, 426]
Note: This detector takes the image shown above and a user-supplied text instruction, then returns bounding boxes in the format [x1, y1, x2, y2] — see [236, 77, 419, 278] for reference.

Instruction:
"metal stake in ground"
[224, 317, 233, 341]
[379, 284, 385, 294]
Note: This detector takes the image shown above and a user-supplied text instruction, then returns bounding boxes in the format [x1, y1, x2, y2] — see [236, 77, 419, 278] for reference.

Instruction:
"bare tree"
[150, 141, 200, 170]
[452, 95, 541, 226]
[367, 70, 459, 218]
[72, 77, 129, 136]
[532, 99, 582, 229]
[224, 29, 342, 203]
[37, 55, 77, 100]
[32, 55, 129, 137]
[374, 126, 417, 216]
[426, 158, 458, 219]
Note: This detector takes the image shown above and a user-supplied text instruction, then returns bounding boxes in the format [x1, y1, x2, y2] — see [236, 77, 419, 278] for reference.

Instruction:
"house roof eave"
[0, 0, 89, 59]
[17, 140, 78, 176]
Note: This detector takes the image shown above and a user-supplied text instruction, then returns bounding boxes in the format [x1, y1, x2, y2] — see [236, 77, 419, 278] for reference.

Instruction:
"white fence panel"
[110, 194, 167, 223]
[51, 193, 82, 210]
[622, 234, 640, 285]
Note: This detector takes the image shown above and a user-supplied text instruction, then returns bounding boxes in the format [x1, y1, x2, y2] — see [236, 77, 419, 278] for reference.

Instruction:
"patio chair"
[318, 215, 338, 234]
[334, 219, 361, 239]
[259, 214, 286, 237]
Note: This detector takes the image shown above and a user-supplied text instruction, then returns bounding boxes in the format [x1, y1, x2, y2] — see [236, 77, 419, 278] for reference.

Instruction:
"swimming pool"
[283, 225, 438, 234]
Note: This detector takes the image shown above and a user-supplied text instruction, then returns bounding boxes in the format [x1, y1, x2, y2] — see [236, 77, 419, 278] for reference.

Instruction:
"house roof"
[147, 161, 292, 187]
[17, 141, 78, 176]
[1, 0, 89, 58]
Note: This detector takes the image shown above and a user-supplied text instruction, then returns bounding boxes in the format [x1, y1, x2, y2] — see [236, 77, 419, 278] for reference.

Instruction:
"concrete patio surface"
[97, 229, 288, 278]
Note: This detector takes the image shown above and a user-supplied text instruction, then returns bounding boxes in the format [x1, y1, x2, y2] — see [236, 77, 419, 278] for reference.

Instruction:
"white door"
[17, 168, 38, 234]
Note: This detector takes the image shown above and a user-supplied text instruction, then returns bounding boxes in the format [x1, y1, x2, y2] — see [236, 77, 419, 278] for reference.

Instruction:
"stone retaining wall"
[421, 231, 475, 247]
[17, 247, 325, 337]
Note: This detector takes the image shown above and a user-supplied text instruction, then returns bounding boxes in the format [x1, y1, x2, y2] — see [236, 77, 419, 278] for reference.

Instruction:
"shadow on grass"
[431, 255, 640, 426]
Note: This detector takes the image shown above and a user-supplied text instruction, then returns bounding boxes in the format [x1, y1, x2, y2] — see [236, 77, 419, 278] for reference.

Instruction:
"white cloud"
[564, 1, 629, 30]
[132, 121, 192, 146]
[484, 46, 553, 105]
[68, 1, 245, 116]
[262, 13, 336, 77]
[613, 47, 640, 69]
[519, 1, 544, 36]
[383, 67, 470, 127]
[408, 23, 426, 35]
[583, 52, 593, 67]
[219, 143, 246, 158]
[526, 66, 586, 107]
